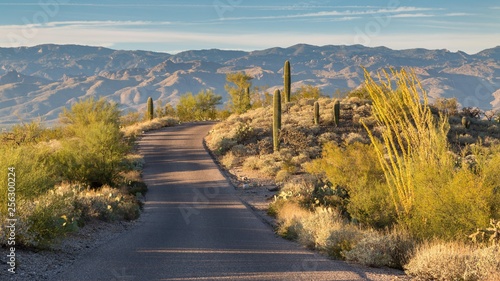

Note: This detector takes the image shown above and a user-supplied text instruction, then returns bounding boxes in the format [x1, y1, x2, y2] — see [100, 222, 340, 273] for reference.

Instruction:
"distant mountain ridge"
[0, 43, 499, 126]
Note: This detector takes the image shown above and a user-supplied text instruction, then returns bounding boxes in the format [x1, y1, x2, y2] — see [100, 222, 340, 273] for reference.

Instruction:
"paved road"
[57, 122, 402, 280]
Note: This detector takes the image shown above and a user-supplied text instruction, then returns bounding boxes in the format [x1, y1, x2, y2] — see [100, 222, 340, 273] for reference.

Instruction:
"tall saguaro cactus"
[284, 60, 291, 103]
[314, 101, 320, 125]
[147, 97, 154, 121]
[273, 89, 282, 152]
[245, 86, 251, 111]
[333, 99, 340, 126]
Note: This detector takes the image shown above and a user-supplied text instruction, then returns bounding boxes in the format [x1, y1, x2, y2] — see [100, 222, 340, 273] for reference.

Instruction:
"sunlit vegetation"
[0, 97, 170, 248]
[205, 67, 500, 279]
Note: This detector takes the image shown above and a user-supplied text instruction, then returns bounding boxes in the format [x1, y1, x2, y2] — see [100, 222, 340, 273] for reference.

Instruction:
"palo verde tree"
[176, 90, 222, 121]
[58, 97, 127, 188]
[225, 72, 252, 114]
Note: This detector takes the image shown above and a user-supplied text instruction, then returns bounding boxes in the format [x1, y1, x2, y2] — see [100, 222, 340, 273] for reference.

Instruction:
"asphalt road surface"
[57, 122, 403, 281]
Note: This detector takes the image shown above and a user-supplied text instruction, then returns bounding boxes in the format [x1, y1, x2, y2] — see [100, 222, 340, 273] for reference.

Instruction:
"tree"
[60, 97, 120, 129]
[176, 90, 222, 121]
[155, 99, 165, 118]
[57, 97, 126, 188]
[225, 72, 252, 114]
[194, 90, 222, 120]
[176, 93, 197, 122]
[291, 85, 323, 101]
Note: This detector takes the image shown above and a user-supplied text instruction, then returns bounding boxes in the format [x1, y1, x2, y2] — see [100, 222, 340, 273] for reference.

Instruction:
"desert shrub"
[292, 85, 323, 101]
[405, 242, 500, 281]
[280, 126, 311, 151]
[242, 155, 260, 171]
[272, 198, 368, 260]
[343, 132, 369, 145]
[344, 229, 415, 269]
[361, 68, 497, 239]
[306, 141, 396, 228]
[74, 185, 140, 222]
[257, 137, 273, 155]
[461, 107, 483, 119]
[230, 144, 250, 157]
[275, 169, 292, 183]
[324, 225, 364, 259]
[56, 121, 127, 188]
[433, 97, 459, 116]
[60, 97, 120, 130]
[258, 154, 282, 176]
[297, 207, 345, 251]
[0, 144, 56, 210]
[2, 120, 46, 145]
[55, 97, 129, 188]
[0, 183, 140, 248]
[220, 151, 239, 169]
[347, 86, 371, 100]
[120, 111, 142, 126]
[275, 201, 311, 239]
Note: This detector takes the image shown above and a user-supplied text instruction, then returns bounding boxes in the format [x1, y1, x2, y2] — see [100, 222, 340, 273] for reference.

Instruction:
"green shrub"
[60, 97, 120, 131]
[0, 144, 56, 209]
[56, 121, 127, 187]
[306, 141, 396, 228]
[362, 68, 497, 239]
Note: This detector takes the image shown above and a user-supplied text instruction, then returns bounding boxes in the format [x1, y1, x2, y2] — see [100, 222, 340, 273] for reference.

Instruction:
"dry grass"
[405, 241, 500, 281]
[121, 116, 178, 138]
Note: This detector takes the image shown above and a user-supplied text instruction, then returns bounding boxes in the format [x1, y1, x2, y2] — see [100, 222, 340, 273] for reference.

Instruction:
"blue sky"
[0, 0, 499, 54]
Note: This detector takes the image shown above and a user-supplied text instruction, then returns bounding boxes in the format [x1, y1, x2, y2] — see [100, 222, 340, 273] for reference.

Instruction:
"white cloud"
[389, 13, 434, 18]
[218, 6, 437, 21]
[444, 13, 474, 17]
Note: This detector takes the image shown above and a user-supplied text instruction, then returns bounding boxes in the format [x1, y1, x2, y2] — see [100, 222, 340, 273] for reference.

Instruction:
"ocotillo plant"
[314, 101, 320, 125]
[284, 60, 291, 103]
[273, 89, 281, 152]
[333, 99, 340, 126]
[147, 97, 154, 120]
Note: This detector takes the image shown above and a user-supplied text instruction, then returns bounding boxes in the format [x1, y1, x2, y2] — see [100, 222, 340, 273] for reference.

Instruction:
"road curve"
[56, 122, 403, 281]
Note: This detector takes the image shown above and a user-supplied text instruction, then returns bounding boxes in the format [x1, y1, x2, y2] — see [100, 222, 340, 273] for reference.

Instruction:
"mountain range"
[0, 43, 499, 126]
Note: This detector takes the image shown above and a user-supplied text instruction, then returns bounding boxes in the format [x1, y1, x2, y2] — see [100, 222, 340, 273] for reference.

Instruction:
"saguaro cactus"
[245, 86, 251, 111]
[284, 60, 291, 103]
[273, 89, 281, 152]
[333, 99, 340, 126]
[462, 116, 470, 129]
[314, 101, 320, 125]
[147, 97, 154, 120]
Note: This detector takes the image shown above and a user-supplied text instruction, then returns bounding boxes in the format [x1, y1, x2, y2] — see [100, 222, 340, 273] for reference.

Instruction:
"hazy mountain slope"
[0, 44, 499, 126]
